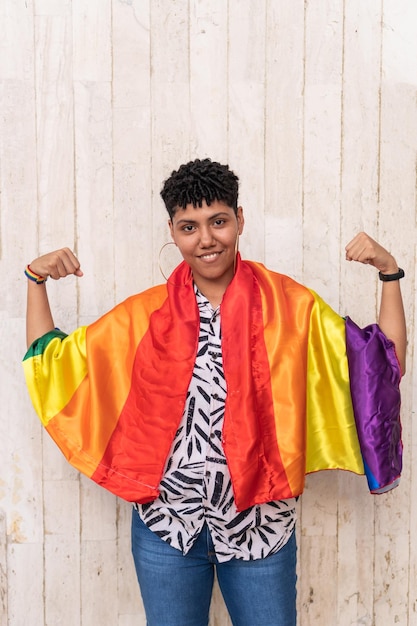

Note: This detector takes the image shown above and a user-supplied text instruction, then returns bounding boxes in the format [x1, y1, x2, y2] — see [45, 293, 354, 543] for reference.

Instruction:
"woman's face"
[169, 200, 244, 294]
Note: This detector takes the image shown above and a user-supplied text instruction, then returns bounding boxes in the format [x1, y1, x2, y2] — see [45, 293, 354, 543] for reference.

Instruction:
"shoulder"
[118, 283, 168, 315]
[243, 260, 313, 299]
[89, 285, 168, 334]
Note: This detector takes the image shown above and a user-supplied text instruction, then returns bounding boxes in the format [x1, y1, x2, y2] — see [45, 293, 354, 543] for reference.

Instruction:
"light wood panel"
[337, 2, 381, 624]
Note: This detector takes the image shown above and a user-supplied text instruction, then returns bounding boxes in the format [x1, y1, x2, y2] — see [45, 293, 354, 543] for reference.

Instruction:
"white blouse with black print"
[137, 287, 296, 563]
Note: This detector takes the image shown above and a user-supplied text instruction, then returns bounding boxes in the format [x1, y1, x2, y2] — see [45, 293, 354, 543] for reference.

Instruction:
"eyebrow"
[174, 212, 231, 226]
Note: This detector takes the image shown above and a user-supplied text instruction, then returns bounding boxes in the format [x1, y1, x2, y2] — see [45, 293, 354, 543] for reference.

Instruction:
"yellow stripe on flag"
[23, 326, 88, 426]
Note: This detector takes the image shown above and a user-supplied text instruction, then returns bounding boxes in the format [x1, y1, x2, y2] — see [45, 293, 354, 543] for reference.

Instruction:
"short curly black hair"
[160, 158, 239, 219]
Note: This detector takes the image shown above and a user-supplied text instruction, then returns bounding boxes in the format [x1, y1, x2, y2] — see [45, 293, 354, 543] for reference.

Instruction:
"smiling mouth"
[199, 252, 222, 260]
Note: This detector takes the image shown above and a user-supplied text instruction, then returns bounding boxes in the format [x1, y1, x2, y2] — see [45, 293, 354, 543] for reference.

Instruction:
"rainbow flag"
[23, 257, 402, 510]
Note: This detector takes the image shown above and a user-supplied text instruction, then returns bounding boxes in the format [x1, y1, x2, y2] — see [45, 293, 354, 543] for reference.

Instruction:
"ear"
[168, 219, 175, 241]
[237, 206, 245, 235]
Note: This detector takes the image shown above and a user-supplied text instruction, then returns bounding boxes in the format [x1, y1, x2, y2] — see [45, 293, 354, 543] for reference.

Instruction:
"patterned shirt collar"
[194, 283, 220, 315]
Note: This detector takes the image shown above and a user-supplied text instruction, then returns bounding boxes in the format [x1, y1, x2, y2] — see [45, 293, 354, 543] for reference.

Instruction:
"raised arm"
[25, 248, 83, 348]
[345, 232, 407, 375]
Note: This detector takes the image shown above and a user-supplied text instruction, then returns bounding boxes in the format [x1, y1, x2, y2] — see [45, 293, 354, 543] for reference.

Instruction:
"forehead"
[171, 199, 235, 221]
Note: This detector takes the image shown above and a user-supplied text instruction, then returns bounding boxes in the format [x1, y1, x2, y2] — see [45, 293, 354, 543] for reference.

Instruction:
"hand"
[345, 232, 399, 275]
[29, 248, 83, 280]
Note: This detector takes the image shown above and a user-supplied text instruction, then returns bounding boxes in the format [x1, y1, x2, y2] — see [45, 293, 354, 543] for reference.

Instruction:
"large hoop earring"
[158, 243, 193, 286]
[158, 242, 179, 281]
[234, 232, 240, 275]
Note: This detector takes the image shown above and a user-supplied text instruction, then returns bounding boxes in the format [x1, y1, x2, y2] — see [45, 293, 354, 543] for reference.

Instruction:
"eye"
[213, 219, 226, 227]
[182, 224, 195, 232]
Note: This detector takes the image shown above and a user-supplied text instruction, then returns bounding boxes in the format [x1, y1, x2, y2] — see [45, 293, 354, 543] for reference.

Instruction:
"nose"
[199, 225, 215, 247]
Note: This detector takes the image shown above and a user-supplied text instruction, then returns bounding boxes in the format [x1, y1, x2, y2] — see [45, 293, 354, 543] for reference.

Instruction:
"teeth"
[201, 253, 218, 259]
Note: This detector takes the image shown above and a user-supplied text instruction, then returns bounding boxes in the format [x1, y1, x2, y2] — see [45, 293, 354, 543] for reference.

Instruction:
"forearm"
[26, 281, 55, 348]
[24, 248, 83, 349]
[378, 280, 407, 375]
[345, 232, 407, 376]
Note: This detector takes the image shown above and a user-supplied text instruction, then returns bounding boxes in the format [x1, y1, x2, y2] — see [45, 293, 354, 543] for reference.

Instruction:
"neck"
[193, 275, 232, 308]
[193, 282, 225, 308]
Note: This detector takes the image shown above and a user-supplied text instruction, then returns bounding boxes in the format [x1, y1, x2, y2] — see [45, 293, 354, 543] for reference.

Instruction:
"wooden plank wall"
[0, 1, 416, 624]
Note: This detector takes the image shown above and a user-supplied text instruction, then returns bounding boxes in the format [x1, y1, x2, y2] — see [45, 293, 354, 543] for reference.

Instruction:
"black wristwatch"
[378, 268, 405, 282]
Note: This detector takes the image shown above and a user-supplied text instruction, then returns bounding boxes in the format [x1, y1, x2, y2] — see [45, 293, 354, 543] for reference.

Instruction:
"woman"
[23, 159, 406, 626]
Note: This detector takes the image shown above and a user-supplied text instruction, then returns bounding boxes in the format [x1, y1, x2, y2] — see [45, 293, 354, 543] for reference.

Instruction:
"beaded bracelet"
[24, 264, 48, 284]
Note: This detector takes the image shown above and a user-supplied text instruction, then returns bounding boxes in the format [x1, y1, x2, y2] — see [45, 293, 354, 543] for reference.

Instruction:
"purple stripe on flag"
[345, 317, 402, 493]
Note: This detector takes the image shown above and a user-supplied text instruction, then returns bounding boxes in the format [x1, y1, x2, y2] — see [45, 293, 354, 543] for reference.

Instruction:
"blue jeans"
[131, 508, 297, 626]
